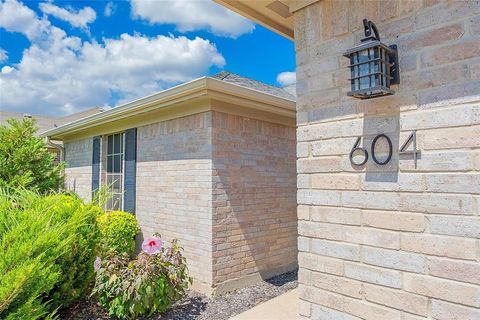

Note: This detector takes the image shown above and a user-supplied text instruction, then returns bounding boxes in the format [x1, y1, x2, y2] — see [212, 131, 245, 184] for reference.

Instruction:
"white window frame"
[101, 132, 125, 211]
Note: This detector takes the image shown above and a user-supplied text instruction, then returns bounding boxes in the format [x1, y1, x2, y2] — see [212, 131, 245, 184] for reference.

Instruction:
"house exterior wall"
[294, 1, 480, 319]
[135, 111, 214, 293]
[211, 111, 297, 293]
[62, 109, 298, 295]
[64, 137, 93, 202]
[135, 110, 298, 294]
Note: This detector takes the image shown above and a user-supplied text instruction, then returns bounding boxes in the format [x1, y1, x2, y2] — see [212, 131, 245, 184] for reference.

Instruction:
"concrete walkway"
[230, 288, 299, 320]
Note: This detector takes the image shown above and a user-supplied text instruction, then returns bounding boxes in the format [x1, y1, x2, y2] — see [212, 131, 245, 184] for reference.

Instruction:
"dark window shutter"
[91, 136, 101, 198]
[123, 128, 137, 213]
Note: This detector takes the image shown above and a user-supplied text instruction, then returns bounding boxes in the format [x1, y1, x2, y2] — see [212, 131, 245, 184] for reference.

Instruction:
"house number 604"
[349, 131, 418, 167]
[349, 134, 392, 166]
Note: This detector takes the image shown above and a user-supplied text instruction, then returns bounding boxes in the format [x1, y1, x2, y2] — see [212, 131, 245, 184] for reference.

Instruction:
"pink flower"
[141, 236, 162, 255]
[94, 256, 101, 272]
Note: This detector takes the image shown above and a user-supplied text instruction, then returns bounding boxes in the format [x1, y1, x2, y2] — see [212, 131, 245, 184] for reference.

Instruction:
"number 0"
[371, 134, 393, 165]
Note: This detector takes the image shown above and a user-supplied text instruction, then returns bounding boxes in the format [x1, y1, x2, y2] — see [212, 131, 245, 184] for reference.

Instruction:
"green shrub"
[46, 195, 101, 307]
[97, 211, 138, 256]
[0, 118, 64, 193]
[92, 236, 192, 319]
[0, 190, 100, 319]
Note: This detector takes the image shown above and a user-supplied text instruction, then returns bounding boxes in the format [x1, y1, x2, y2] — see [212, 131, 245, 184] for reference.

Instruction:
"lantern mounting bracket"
[362, 19, 380, 42]
[389, 44, 400, 85]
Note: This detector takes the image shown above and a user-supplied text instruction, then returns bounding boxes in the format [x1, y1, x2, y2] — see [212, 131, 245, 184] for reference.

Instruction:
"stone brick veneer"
[294, 1, 480, 319]
[211, 111, 297, 293]
[136, 112, 214, 293]
[137, 111, 297, 294]
[64, 137, 93, 202]
[65, 110, 297, 294]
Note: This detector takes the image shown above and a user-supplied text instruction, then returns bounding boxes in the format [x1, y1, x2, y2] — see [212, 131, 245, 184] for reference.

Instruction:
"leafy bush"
[92, 236, 192, 319]
[46, 195, 101, 307]
[0, 190, 100, 319]
[0, 118, 64, 193]
[97, 211, 138, 256]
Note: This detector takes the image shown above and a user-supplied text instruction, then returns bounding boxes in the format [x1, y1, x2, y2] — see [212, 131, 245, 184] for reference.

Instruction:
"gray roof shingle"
[210, 71, 296, 101]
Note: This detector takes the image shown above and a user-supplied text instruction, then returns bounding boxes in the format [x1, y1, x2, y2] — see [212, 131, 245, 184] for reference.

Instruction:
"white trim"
[42, 77, 208, 139]
[41, 76, 295, 140]
[103, 132, 125, 211]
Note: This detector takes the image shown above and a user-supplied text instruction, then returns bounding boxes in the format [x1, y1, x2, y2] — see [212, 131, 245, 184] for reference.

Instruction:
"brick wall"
[136, 112, 214, 293]
[64, 137, 92, 202]
[295, 1, 479, 319]
[63, 110, 297, 295]
[211, 111, 297, 293]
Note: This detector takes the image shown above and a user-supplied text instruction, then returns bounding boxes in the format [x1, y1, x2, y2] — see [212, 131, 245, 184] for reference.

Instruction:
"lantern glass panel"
[359, 49, 369, 90]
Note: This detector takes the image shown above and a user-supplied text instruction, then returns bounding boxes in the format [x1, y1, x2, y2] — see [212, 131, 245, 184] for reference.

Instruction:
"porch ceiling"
[213, 0, 296, 39]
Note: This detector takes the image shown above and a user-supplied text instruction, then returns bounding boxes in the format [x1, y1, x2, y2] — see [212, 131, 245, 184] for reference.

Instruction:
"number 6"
[349, 137, 368, 166]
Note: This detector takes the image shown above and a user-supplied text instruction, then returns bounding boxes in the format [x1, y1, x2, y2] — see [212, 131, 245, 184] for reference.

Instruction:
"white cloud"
[0, 0, 51, 40]
[130, 0, 254, 38]
[0, 0, 225, 116]
[1, 65, 14, 74]
[39, 2, 96, 30]
[0, 48, 7, 62]
[276, 71, 296, 86]
[104, 1, 116, 17]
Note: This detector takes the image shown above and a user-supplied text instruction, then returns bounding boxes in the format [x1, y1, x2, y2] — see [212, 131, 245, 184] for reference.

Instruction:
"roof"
[42, 72, 296, 140]
[0, 107, 104, 135]
[212, 71, 295, 100]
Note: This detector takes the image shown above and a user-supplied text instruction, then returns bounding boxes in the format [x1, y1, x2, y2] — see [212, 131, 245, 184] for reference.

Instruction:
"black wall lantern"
[343, 19, 400, 99]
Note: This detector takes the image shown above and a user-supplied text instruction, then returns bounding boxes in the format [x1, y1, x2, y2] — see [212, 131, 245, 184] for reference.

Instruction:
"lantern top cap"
[343, 19, 394, 57]
[342, 40, 394, 57]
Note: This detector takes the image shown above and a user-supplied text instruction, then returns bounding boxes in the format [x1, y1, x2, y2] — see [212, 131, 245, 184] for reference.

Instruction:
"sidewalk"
[230, 289, 299, 320]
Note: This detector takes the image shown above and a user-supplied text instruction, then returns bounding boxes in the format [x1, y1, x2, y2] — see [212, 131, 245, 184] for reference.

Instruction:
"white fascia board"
[206, 77, 296, 108]
[42, 76, 296, 139]
[41, 77, 208, 138]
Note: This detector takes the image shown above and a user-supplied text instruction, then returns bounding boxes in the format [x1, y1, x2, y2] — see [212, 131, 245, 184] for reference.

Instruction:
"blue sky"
[0, 0, 295, 116]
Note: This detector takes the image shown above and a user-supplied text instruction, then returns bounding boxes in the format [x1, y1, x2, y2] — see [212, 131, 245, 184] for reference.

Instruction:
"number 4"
[399, 131, 420, 168]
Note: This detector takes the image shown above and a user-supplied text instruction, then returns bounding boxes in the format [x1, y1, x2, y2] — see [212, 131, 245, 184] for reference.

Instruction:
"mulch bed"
[61, 270, 298, 320]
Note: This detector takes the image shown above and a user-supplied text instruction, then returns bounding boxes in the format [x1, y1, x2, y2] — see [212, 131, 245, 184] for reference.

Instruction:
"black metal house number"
[349, 131, 419, 168]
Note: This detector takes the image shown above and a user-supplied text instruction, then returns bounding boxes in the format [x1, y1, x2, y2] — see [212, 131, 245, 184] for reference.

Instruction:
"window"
[105, 133, 124, 211]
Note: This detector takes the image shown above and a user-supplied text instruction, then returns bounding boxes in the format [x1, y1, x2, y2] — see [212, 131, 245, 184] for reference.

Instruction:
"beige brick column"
[294, 1, 480, 319]
[211, 111, 298, 294]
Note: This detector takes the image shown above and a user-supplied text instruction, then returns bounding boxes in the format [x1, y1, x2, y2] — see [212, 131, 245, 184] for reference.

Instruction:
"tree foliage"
[0, 118, 64, 193]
